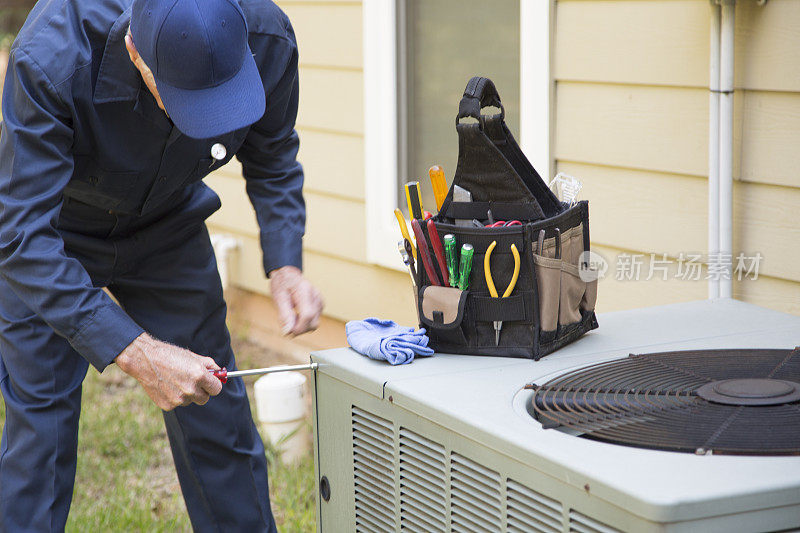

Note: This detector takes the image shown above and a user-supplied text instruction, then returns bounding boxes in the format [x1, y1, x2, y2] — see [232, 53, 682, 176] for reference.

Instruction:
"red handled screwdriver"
[426, 219, 449, 286]
[212, 362, 319, 384]
[410, 218, 441, 285]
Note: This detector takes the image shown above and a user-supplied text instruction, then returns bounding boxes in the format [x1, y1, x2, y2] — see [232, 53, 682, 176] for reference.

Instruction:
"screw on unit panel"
[388, 395, 393, 403]
[584, 483, 590, 493]
[319, 476, 331, 502]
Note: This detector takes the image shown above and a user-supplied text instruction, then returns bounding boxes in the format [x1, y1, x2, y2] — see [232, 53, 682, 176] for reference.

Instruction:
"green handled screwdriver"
[457, 244, 474, 290]
[444, 234, 458, 287]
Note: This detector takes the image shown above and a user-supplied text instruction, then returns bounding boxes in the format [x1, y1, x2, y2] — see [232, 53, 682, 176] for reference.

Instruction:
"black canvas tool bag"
[415, 77, 598, 359]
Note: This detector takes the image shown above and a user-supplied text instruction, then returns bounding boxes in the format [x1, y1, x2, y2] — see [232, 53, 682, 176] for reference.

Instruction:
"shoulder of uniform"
[11, 0, 124, 89]
[240, 0, 295, 44]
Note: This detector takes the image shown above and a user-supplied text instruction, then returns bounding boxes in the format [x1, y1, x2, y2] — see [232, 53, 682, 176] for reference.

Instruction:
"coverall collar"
[94, 6, 173, 132]
[94, 7, 139, 104]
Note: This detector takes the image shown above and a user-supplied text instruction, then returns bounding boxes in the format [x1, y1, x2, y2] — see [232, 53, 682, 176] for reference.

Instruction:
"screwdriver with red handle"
[426, 219, 449, 286]
[212, 362, 319, 384]
[410, 218, 442, 286]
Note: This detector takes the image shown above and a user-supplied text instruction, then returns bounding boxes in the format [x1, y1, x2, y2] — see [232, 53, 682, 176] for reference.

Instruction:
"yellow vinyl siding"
[303, 252, 417, 325]
[207, 170, 368, 263]
[739, 91, 800, 188]
[735, 1, 800, 93]
[556, 0, 800, 93]
[592, 244, 707, 310]
[735, 273, 800, 316]
[280, 3, 363, 70]
[593, 243, 800, 316]
[555, 1, 711, 88]
[561, 162, 709, 254]
[560, 162, 800, 284]
[555, 0, 800, 314]
[295, 68, 363, 135]
[298, 130, 364, 201]
[557, 83, 800, 189]
[556, 82, 710, 178]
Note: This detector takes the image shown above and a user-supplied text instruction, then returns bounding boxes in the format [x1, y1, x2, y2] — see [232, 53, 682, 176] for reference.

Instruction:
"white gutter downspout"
[708, 2, 721, 299]
[709, 0, 735, 299]
[719, 0, 735, 298]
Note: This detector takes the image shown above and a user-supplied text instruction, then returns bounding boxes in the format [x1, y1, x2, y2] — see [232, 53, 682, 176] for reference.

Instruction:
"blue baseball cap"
[131, 0, 265, 139]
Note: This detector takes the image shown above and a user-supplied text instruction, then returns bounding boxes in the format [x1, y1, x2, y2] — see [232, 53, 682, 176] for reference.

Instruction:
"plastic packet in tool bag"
[549, 172, 583, 207]
[413, 76, 598, 360]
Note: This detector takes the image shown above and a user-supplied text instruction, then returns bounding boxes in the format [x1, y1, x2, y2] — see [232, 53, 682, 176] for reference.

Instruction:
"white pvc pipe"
[719, 1, 735, 298]
[210, 233, 240, 290]
[708, 2, 721, 299]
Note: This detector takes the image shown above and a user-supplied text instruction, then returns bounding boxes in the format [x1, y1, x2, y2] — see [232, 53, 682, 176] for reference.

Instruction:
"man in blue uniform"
[0, 0, 323, 530]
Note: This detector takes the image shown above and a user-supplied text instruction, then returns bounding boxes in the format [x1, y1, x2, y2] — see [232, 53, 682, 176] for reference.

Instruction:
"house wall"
[554, 0, 800, 315]
[206, 0, 800, 328]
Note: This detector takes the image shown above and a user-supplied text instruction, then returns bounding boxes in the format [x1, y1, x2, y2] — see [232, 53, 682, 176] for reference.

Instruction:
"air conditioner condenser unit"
[311, 299, 800, 532]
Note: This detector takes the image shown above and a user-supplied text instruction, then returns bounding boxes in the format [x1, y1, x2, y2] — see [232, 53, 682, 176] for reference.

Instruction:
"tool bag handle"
[457, 77, 505, 125]
[440, 76, 563, 222]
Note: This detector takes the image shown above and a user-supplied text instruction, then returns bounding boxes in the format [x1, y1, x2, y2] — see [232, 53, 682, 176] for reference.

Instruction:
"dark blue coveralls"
[0, 0, 304, 530]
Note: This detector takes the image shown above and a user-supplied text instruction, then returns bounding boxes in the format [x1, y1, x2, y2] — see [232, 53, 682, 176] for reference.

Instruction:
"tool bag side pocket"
[533, 254, 561, 333]
[582, 277, 598, 313]
[418, 285, 470, 349]
[559, 261, 586, 326]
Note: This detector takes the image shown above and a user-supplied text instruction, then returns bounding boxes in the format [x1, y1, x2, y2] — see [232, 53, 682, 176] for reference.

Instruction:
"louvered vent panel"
[569, 510, 620, 533]
[398, 428, 447, 532]
[352, 406, 396, 533]
[506, 479, 563, 533]
[450, 453, 503, 533]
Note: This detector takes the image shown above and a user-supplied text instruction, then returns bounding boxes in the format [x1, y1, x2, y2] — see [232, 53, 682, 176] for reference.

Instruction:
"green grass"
[0, 331, 316, 531]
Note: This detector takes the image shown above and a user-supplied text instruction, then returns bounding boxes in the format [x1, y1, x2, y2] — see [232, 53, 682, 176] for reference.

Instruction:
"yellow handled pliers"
[484, 240, 521, 346]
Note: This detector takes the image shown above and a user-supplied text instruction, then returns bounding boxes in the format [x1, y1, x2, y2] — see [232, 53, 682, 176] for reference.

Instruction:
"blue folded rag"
[346, 318, 434, 365]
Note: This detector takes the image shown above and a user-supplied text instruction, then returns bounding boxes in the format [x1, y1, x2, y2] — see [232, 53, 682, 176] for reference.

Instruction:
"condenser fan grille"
[529, 348, 800, 455]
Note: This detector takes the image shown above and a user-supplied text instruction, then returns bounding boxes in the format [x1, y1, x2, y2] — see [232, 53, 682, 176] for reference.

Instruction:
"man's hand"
[270, 266, 324, 337]
[115, 333, 223, 411]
